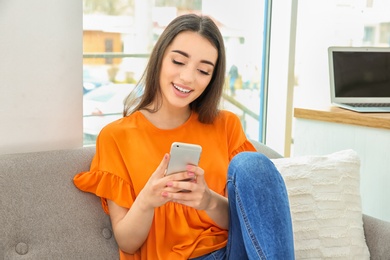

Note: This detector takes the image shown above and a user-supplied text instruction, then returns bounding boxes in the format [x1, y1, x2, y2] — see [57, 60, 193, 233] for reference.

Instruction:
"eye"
[172, 59, 184, 65]
[198, 69, 211, 76]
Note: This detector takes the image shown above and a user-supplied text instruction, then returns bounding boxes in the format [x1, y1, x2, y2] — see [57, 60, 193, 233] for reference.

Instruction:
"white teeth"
[174, 84, 191, 93]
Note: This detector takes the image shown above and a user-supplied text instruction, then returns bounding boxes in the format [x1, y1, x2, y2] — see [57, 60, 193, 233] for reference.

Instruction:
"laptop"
[328, 46, 390, 112]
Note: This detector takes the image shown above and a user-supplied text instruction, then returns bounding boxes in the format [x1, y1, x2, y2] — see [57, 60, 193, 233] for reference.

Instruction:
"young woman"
[74, 14, 295, 259]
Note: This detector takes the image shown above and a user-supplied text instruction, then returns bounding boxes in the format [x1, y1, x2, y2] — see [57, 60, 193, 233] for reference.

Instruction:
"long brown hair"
[123, 13, 226, 124]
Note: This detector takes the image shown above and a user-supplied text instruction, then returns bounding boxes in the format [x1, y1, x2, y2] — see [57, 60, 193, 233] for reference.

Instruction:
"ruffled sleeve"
[73, 170, 134, 214]
[222, 111, 257, 161]
[73, 121, 136, 214]
[229, 139, 257, 160]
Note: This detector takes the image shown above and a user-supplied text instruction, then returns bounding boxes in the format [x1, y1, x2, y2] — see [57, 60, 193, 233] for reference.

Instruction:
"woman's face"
[159, 31, 218, 111]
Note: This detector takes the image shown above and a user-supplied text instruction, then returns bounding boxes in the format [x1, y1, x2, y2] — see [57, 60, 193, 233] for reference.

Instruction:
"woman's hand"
[138, 154, 212, 209]
[161, 165, 230, 229]
[162, 165, 212, 210]
[136, 153, 174, 210]
[137, 154, 201, 209]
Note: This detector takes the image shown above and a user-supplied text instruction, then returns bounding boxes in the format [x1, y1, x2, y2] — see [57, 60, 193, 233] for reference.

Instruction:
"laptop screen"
[330, 47, 390, 98]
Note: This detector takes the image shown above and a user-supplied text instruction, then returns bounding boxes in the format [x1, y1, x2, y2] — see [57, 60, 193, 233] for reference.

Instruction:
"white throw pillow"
[272, 150, 370, 259]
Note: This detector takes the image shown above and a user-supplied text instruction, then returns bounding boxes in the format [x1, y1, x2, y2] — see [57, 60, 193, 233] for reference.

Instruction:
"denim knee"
[228, 152, 279, 183]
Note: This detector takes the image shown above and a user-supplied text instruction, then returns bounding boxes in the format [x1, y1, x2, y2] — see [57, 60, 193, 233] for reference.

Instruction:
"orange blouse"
[73, 110, 256, 259]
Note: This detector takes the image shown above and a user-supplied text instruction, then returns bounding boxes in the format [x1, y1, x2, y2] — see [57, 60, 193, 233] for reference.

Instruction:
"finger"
[162, 185, 186, 194]
[164, 180, 184, 191]
[166, 171, 195, 182]
[167, 179, 195, 193]
[186, 165, 204, 183]
[186, 165, 204, 176]
[154, 153, 170, 177]
[165, 187, 194, 201]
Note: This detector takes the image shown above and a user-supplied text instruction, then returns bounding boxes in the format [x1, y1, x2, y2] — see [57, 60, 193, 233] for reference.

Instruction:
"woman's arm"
[107, 198, 154, 254]
[107, 153, 173, 254]
[204, 190, 229, 229]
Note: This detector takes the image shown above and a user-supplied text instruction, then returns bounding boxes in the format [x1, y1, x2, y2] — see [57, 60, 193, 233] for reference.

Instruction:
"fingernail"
[188, 172, 195, 177]
[166, 182, 173, 187]
[162, 191, 168, 197]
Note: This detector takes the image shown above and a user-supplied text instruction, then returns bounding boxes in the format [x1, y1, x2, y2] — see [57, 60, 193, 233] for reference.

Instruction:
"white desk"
[293, 106, 390, 222]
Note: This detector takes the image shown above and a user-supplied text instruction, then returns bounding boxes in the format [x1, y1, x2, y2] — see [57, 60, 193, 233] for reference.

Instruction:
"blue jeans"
[191, 152, 295, 260]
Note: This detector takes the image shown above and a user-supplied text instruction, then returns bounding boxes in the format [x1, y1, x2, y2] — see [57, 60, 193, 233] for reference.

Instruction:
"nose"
[179, 66, 195, 84]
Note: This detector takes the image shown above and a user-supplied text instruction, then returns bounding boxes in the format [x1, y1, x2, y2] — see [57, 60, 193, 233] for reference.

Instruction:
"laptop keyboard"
[347, 103, 390, 107]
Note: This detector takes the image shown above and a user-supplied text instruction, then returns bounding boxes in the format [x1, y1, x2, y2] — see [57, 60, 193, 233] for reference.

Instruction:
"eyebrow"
[172, 50, 215, 67]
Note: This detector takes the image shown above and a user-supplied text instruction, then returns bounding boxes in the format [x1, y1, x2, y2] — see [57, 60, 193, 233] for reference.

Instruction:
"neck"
[141, 105, 192, 129]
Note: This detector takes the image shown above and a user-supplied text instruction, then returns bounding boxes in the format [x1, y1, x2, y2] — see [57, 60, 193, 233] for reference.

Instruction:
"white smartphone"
[166, 142, 202, 175]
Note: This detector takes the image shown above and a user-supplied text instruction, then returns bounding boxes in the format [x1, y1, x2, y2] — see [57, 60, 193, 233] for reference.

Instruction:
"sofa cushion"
[272, 149, 370, 259]
[0, 147, 118, 259]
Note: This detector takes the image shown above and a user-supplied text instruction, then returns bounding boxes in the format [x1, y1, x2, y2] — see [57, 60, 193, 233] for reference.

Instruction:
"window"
[104, 39, 114, 64]
[82, 0, 269, 146]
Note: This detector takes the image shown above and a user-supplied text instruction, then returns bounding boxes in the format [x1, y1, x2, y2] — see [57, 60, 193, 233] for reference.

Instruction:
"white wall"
[0, 0, 82, 155]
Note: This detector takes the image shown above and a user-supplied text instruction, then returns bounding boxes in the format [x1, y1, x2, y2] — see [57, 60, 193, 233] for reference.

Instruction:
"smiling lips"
[173, 84, 192, 94]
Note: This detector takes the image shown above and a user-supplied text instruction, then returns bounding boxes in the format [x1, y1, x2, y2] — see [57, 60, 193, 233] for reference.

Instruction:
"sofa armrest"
[363, 214, 390, 259]
[249, 139, 283, 159]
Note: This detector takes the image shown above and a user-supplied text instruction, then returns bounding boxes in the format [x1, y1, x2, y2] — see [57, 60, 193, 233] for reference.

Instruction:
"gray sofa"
[1, 142, 389, 259]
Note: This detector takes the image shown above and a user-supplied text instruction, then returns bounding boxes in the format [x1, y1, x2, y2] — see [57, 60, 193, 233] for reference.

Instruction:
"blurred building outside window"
[82, 0, 266, 146]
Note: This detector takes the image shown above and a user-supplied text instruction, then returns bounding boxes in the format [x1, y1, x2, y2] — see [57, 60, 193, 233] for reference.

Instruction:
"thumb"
[154, 153, 170, 177]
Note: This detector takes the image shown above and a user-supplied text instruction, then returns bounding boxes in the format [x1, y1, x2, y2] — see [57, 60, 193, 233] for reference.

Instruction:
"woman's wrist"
[205, 190, 229, 229]
[135, 190, 156, 212]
